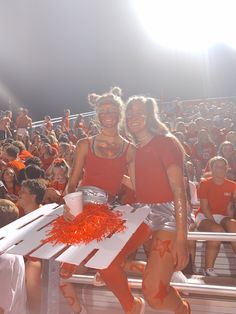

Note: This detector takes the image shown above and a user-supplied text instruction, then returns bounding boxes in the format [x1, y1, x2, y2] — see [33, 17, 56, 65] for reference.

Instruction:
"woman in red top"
[63, 87, 136, 314]
[66, 87, 134, 198]
[99, 96, 190, 314]
[196, 156, 236, 276]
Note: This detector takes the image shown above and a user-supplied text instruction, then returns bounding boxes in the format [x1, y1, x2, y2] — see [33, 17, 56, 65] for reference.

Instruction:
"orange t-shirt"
[197, 177, 236, 215]
[19, 149, 33, 161]
[7, 159, 25, 175]
[16, 115, 32, 128]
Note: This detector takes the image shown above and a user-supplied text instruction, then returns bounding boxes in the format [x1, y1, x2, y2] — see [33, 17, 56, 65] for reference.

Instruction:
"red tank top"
[81, 139, 129, 197]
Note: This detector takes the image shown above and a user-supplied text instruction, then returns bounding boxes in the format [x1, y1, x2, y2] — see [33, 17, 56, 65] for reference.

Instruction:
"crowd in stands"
[1, 97, 236, 313]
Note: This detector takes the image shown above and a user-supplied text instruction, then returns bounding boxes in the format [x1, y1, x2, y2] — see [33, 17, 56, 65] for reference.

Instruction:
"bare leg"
[198, 219, 224, 269]
[99, 223, 152, 313]
[221, 217, 236, 253]
[25, 259, 42, 314]
[142, 230, 189, 314]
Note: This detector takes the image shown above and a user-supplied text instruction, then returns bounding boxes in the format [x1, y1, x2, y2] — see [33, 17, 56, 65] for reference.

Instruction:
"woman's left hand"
[172, 239, 189, 271]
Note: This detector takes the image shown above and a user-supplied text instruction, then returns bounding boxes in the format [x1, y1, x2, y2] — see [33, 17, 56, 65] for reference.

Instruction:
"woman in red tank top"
[66, 86, 134, 198]
[61, 87, 135, 314]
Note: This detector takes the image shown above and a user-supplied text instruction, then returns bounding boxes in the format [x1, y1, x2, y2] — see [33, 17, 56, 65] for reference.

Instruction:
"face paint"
[154, 281, 169, 304]
[152, 238, 171, 258]
[97, 103, 120, 128]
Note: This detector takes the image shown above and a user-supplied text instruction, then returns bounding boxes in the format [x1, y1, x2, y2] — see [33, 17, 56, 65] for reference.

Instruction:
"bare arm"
[200, 198, 214, 221]
[65, 139, 88, 194]
[124, 144, 136, 190]
[167, 164, 189, 270]
[167, 164, 188, 241]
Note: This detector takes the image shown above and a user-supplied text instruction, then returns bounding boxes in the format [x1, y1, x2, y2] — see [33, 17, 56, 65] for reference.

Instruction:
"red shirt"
[81, 142, 129, 197]
[135, 135, 184, 203]
[197, 177, 236, 215]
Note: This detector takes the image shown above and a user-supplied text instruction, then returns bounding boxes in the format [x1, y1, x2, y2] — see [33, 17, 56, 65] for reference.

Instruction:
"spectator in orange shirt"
[12, 140, 33, 162]
[3, 145, 25, 176]
[196, 156, 236, 276]
[48, 159, 69, 196]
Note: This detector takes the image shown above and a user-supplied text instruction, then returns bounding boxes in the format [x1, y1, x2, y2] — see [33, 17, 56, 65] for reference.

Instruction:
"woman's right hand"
[63, 204, 76, 221]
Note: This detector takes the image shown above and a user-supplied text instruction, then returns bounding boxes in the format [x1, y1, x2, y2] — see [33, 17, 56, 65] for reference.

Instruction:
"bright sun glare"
[134, 0, 236, 52]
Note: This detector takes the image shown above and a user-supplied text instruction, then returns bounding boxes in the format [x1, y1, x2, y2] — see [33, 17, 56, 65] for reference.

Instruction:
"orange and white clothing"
[195, 177, 236, 225]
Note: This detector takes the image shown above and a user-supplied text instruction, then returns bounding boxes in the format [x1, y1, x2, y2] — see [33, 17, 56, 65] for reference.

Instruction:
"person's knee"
[224, 219, 236, 232]
[210, 224, 225, 233]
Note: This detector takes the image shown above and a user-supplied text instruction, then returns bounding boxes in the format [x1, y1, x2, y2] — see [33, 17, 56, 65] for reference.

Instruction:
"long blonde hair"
[125, 96, 185, 155]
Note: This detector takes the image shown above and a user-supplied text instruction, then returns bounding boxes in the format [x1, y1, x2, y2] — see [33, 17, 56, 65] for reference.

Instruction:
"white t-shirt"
[0, 254, 26, 314]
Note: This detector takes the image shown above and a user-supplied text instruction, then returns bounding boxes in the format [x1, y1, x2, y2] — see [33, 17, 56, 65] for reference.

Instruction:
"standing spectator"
[15, 108, 32, 139]
[0, 111, 12, 140]
[61, 109, 70, 133]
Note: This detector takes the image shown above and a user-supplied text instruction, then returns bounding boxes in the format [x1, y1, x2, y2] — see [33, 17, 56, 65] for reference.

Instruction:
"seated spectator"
[17, 179, 46, 314]
[3, 145, 25, 176]
[196, 156, 236, 276]
[48, 159, 69, 196]
[192, 129, 216, 180]
[12, 140, 33, 161]
[39, 143, 56, 171]
[0, 199, 26, 314]
[1, 167, 20, 201]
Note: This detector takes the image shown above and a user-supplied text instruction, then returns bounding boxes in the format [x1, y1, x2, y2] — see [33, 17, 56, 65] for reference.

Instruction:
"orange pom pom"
[43, 203, 126, 246]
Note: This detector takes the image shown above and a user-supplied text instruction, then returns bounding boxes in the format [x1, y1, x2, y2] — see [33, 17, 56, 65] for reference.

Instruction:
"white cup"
[63, 191, 83, 216]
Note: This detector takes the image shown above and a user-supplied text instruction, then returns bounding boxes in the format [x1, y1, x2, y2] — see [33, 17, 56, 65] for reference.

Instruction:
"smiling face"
[97, 102, 120, 128]
[2, 168, 15, 184]
[126, 101, 147, 136]
[211, 159, 228, 180]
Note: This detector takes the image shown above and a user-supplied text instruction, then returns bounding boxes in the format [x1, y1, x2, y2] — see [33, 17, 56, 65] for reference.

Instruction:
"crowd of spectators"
[1, 97, 236, 313]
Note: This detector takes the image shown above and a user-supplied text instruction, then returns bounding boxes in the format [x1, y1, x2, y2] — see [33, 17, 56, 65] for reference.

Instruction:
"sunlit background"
[134, 0, 236, 52]
[0, 0, 236, 119]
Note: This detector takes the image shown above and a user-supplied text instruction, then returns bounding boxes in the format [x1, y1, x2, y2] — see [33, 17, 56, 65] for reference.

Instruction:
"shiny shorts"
[134, 202, 192, 232]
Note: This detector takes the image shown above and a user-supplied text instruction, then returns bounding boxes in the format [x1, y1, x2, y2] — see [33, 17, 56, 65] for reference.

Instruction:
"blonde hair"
[125, 95, 185, 155]
[0, 199, 19, 228]
[88, 87, 124, 129]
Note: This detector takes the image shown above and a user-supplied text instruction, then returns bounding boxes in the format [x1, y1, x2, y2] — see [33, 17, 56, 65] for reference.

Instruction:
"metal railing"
[64, 231, 236, 297]
[31, 111, 95, 130]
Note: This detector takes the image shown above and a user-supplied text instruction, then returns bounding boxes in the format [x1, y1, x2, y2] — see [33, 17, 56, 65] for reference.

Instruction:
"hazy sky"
[1, 0, 236, 119]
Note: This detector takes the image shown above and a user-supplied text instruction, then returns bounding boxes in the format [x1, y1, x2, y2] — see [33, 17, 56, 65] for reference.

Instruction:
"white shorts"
[16, 128, 28, 137]
[195, 212, 227, 227]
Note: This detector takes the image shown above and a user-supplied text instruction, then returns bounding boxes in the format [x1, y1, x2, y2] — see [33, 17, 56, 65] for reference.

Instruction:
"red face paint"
[152, 238, 171, 258]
